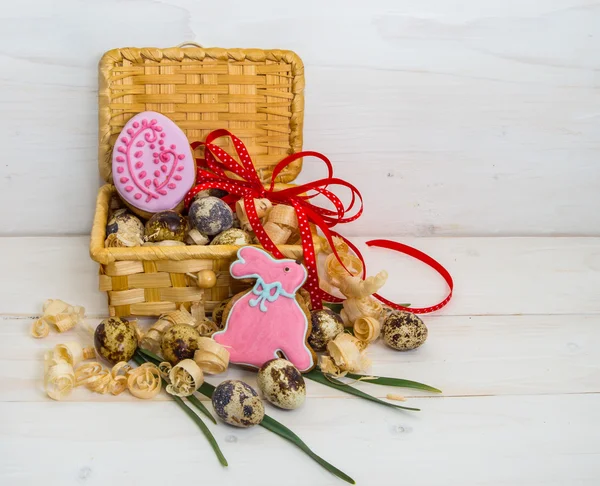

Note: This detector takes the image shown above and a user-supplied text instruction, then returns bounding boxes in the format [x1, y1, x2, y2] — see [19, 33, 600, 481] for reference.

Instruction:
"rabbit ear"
[238, 246, 269, 262]
[230, 246, 272, 278]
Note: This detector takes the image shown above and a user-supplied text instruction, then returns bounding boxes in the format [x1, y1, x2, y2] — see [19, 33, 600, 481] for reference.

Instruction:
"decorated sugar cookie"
[213, 247, 316, 372]
[112, 111, 195, 215]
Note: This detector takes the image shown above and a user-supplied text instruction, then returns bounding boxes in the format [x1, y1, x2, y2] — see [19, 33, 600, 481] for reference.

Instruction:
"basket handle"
[177, 42, 204, 48]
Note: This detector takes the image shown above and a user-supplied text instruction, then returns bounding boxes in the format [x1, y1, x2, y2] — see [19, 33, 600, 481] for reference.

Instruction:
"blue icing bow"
[249, 276, 296, 312]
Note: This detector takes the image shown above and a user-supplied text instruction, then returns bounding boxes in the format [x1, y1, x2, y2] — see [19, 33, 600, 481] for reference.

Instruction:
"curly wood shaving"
[261, 202, 299, 245]
[195, 318, 218, 337]
[353, 316, 381, 343]
[75, 363, 111, 394]
[108, 362, 130, 395]
[185, 228, 210, 245]
[190, 301, 206, 325]
[127, 363, 162, 399]
[263, 221, 291, 244]
[158, 361, 172, 378]
[31, 318, 50, 338]
[338, 270, 388, 299]
[140, 308, 195, 352]
[321, 236, 350, 255]
[319, 355, 346, 378]
[38, 299, 85, 334]
[105, 232, 143, 248]
[111, 361, 132, 378]
[165, 308, 196, 327]
[139, 330, 161, 354]
[53, 314, 78, 333]
[325, 253, 363, 287]
[53, 342, 95, 366]
[44, 352, 75, 401]
[236, 197, 272, 231]
[193, 338, 229, 374]
[74, 362, 129, 395]
[42, 299, 69, 315]
[166, 359, 204, 397]
[326, 333, 371, 373]
[74, 362, 103, 384]
[340, 296, 383, 327]
[268, 204, 298, 229]
[110, 376, 128, 395]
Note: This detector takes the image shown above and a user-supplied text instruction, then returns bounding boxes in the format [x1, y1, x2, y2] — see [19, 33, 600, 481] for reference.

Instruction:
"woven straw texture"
[91, 184, 313, 316]
[98, 44, 304, 185]
[93, 44, 309, 317]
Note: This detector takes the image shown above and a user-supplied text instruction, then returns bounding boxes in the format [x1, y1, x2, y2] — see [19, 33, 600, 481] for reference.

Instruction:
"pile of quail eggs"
[92, 302, 428, 430]
[104, 188, 254, 249]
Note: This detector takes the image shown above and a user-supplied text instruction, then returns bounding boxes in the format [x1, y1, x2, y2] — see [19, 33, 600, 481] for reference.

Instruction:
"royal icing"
[112, 111, 194, 213]
[213, 247, 315, 372]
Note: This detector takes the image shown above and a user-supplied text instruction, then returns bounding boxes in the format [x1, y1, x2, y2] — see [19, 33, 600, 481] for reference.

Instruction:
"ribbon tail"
[260, 299, 268, 313]
[366, 239, 454, 314]
[185, 130, 456, 316]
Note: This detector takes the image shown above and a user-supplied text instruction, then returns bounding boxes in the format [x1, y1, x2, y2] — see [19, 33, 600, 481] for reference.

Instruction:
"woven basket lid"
[98, 44, 305, 185]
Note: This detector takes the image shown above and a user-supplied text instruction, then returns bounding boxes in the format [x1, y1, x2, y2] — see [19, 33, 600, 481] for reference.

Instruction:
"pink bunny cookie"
[213, 247, 316, 372]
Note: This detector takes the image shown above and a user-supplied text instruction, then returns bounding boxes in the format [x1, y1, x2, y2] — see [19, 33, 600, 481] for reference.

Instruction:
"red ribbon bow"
[185, 129, 453, 313]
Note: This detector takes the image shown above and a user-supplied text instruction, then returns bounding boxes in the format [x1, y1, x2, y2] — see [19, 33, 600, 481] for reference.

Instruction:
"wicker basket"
[90, 44, 311, 318]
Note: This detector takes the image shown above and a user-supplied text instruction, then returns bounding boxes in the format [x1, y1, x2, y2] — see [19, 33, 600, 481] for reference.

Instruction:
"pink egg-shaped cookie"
[112, 111, 195, 214]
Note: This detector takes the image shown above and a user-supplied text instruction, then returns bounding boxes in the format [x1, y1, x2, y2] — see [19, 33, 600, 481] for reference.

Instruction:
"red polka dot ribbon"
[185, 130, 453, 313]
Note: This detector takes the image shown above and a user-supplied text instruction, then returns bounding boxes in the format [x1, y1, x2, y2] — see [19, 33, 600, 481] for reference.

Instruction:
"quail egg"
[257, 359, 306, 410]
[210, 228, 253, 246]
[382, 311, 428, 351]
[161, 324, 201, 365]
[188, 196, 233, 236]
[145, 210, 188, 242]
[94, 317, 138, 364]
[105, 209, 144, 247]
[212, 380, 265, 427]
[308, 309, 344, 352]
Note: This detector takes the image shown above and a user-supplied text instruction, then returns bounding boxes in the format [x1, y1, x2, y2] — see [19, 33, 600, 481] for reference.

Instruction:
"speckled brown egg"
[382, 311, 428, 351]
[188, 196, 233, 236]
[212, 380, 264, 427]
[145, 210, 188, 242]
[257, 359, 306, 410]
[105, 209, 144, 247]
[308, 309, 344, 352]
[210, 228, 253, 246]
[161, 324, 201, 365]
[94, 317, 138, 364]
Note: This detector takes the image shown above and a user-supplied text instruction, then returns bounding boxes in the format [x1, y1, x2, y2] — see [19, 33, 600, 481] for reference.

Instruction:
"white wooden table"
[1, 236, 599, 485]
[1, 0, 599, 484]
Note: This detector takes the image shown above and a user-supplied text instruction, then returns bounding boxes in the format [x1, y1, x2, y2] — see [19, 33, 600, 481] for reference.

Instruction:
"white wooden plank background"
[1, 236, 600, 485]
[0, 0, 598, 236]
[1, 0, 600, 484]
